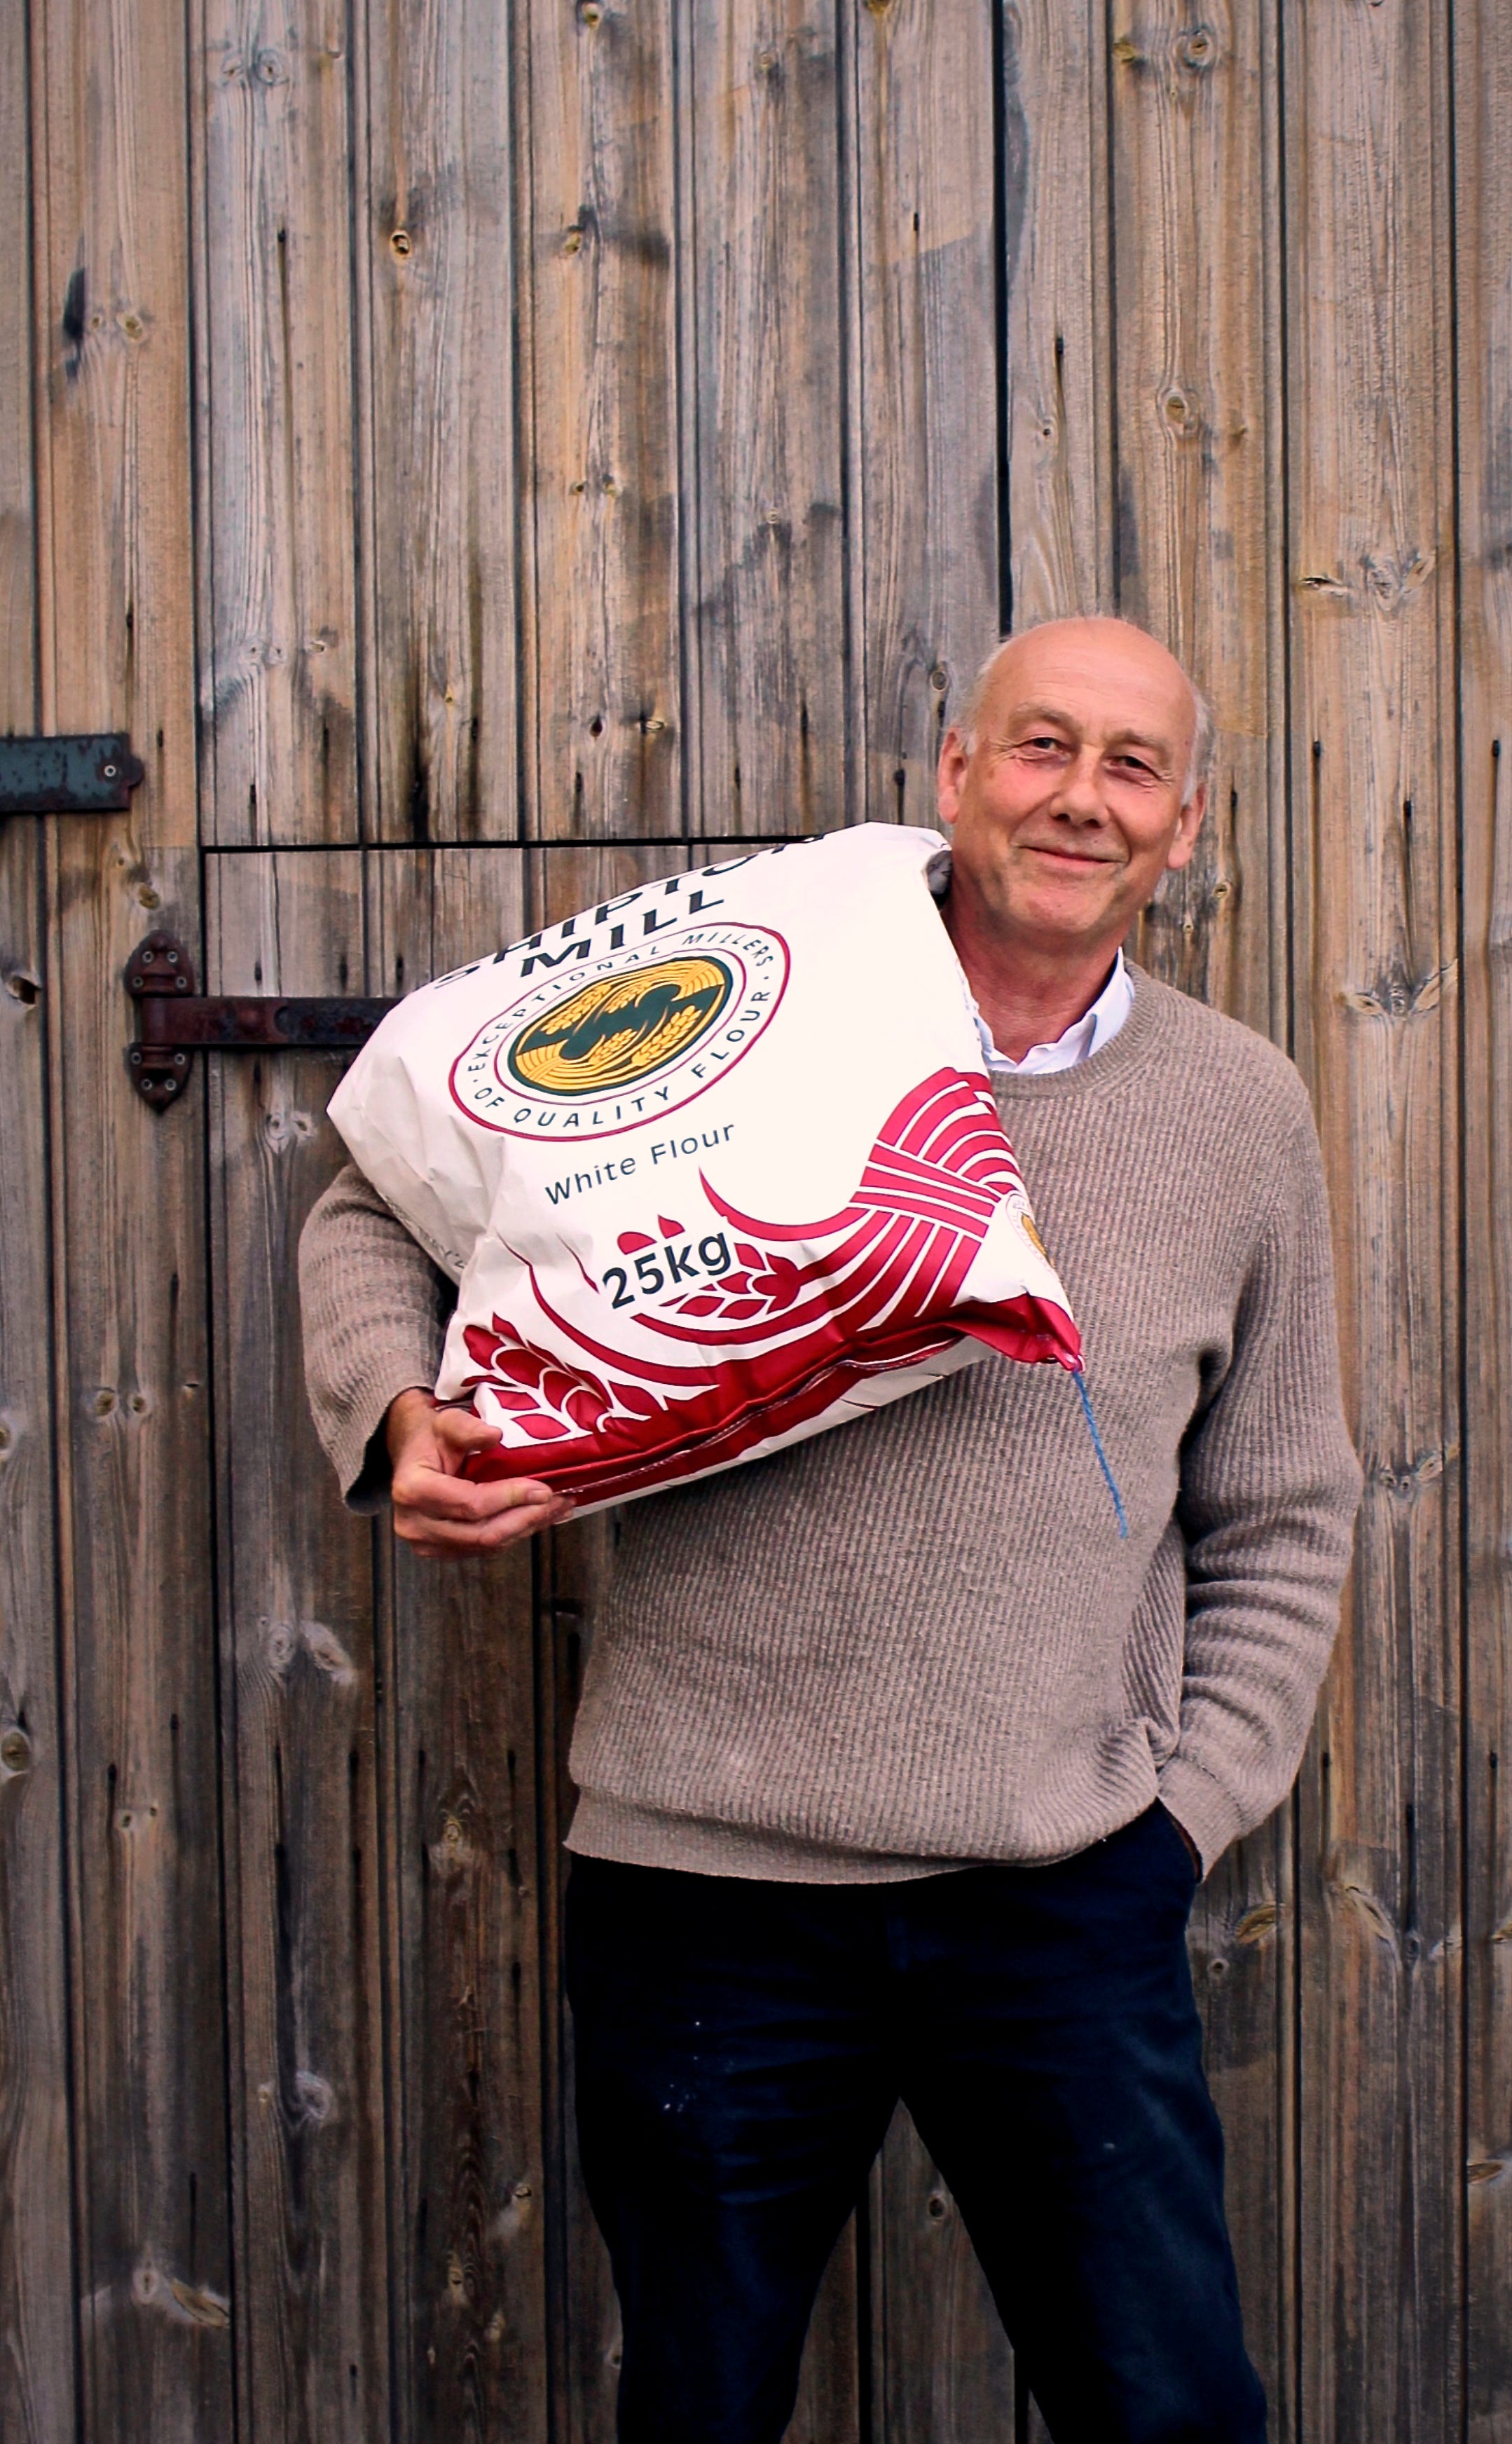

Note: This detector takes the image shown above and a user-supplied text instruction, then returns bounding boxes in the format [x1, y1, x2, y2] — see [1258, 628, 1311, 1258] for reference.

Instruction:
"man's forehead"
[978, 628, 1195, 741]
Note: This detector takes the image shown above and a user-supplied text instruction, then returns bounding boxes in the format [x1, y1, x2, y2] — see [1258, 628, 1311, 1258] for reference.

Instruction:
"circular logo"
[506, 956, 734, 1097]
[449, 924, 790, 1141]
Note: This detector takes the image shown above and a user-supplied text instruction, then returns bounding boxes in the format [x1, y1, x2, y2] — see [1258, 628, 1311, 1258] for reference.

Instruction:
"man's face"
[935, 622, 1207, 956]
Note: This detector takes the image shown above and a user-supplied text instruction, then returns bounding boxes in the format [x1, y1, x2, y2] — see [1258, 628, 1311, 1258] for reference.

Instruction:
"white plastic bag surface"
[329, 824, 1082, 1516]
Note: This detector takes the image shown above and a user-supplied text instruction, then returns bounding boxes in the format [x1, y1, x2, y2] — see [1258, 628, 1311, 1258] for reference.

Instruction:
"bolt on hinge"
[0, 734, 145, 816]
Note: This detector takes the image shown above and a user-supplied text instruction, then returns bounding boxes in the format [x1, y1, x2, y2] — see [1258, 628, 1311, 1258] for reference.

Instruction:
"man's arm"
[1158, 1105, 1363, 1877]
[298, 1164, 570, 1549]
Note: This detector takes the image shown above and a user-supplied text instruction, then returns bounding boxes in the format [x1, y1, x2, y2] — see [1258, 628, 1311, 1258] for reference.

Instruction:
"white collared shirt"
[975, 948, 1134, 1076]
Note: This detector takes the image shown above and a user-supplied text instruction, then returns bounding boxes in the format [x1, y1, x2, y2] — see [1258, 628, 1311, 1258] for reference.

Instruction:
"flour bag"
[329, 823, 1092, 1518]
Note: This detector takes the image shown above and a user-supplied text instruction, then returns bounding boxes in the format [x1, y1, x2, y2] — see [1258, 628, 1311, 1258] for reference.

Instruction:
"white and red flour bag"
[329, 823, 1087, 1517]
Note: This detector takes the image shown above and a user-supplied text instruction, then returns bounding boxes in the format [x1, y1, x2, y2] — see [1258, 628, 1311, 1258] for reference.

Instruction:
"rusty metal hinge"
[0, 733, 145, 815]
[125, 931, 396, 1108]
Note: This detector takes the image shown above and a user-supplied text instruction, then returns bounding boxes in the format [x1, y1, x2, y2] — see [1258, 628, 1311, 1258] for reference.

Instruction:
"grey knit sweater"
[299, 968, 1361, 1882]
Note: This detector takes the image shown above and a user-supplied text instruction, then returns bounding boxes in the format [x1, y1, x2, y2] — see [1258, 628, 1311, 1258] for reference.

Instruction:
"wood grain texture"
[1107, 8, 1293, 2419]
[0, 51, 78, 2439]
[207, 852, 390, 2443]
[1455, 0, 1512, 2431]
[1112, 0, 1279, 1036]
[31, 0, 198, 841]
[1000, 0, 1112, 631]
[523, 0, 682, 844]
[364, 849, 551, 2442]
[687, 0, 848, 837]
[535, 1506, 619, 2444]
[783, 2226, 860, 2444]
[851, 0, 999, 828]
[45, 835, 232, 2443]
[32, 0, 231, 2430]
[364, 0, 521, 844]
[1284, 1, 1462, 2434]
[0, 857, 78, 2432]
[196, 0, 359, 844]
[871, 2108, 1014, 2443]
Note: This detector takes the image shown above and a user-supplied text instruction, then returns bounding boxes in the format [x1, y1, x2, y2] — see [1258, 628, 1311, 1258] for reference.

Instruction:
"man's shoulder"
[1127, 966, 1315, 1138]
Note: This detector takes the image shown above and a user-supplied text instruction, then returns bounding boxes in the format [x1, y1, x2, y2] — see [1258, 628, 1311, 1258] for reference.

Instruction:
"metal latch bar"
[1, 734, 145, 815]
[126, 931, 395, 1108]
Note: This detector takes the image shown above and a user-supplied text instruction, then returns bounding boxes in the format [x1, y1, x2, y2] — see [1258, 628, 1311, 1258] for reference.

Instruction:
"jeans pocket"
[1152, 1799, 1201, 1893]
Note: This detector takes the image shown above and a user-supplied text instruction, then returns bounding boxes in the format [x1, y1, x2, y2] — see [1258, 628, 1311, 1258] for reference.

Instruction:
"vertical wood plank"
[1284, 1, 1462, 2434]
[196, 0, 359, 844]
[1111, 0, 1280, 1036]
[1001, 0, 1112, 632]
[365, 0, 523, 843]
[32, 0, 198, 833]
[687, 0, 848, 837]
[783, 2228, 860, 2444]
[32, 0, 233, 2431]
[0, 824, 76, 2444]
[0, 80, 78, 2416]
[1106, 9, 1293, 2424]
[44, 831, 233, 2442]
[364, 849, 554, 2443]
[523, 0, 682, 844]
[206, 852, 391, 2443]
[1455, 0, 1512, 2429]
[536, 1511, 619, 2444]
[872, 2108, 1013, 2444]
[851, 0, 999, 828]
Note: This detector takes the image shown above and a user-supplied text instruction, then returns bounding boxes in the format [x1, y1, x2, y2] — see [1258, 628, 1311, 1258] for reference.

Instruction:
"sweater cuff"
[322, 1352, 437, 1513]
[1155, 1755, 1248, 1881]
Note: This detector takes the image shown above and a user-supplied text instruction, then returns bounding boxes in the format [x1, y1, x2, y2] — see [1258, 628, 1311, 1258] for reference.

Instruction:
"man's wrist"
[385, 1385, 439, 1462]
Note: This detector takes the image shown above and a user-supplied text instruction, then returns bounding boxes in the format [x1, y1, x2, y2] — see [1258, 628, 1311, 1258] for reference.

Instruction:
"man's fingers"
[396, 1496, 570, 1556]
[392, 1462, 562, 1525]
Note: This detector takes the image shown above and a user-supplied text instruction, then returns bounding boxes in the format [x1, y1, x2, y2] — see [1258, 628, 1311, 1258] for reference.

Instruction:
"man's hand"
[385, 1387, 573, 1558]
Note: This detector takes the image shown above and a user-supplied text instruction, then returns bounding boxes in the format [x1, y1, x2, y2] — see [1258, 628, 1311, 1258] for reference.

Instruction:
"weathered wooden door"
[4, 1, 1510, 2438]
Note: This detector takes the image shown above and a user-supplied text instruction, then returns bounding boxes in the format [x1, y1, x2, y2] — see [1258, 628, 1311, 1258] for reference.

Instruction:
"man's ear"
[1163, 779, 1207, 873]
[936, 726, 969, 830]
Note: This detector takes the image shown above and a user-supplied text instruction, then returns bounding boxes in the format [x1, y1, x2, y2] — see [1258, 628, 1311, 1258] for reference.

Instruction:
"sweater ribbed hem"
[567, 1792, 968, 1883]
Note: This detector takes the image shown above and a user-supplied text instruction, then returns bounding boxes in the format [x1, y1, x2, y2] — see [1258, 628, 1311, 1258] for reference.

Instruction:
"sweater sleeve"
[298, 1162, 457, 1510]
[1157, 1106, 1363, 1874]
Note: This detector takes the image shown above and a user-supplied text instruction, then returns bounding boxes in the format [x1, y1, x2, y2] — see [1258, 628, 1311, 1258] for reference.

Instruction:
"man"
[301, 617, 1361, 2443]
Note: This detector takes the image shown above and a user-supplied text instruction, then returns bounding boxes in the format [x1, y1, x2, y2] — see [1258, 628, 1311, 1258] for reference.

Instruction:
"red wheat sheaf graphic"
[460, 1069, 1080, 1502]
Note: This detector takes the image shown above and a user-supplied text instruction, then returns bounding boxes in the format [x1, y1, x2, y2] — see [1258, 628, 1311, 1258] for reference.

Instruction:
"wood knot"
[1177, 25, 1216, 70]
[0, 1729, 32, 1773]
[1160, 384, 1201, 439]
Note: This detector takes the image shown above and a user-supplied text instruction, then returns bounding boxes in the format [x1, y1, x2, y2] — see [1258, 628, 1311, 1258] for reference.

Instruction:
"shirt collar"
[975, 950, 1132, 1075]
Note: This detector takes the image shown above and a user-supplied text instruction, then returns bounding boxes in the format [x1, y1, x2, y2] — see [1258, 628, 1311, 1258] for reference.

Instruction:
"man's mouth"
[1022, 843, 1120, 869]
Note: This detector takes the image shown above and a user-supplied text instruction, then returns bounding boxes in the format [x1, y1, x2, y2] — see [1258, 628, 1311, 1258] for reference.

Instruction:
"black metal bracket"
[126, 931, 396, 1108]
[0, 733, 145, 815]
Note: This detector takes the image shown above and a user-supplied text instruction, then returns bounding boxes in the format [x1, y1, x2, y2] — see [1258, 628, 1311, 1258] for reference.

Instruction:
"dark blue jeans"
[565, 1801, 1267, 2444]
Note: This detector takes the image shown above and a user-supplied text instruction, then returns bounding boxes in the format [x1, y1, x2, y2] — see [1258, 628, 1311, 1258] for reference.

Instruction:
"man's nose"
[1050, 748, 1106, 822]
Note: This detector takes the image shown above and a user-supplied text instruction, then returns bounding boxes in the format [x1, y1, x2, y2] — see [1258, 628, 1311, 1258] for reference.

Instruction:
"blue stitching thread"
[1072, 1371, 1128, 1538]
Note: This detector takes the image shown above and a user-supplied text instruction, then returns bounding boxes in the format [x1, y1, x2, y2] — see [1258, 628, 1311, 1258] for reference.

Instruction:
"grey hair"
[954, 615, 1215, 806]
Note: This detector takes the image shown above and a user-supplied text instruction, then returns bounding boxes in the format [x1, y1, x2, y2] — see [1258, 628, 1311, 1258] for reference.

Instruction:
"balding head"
[958, 617, 1213, 809]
